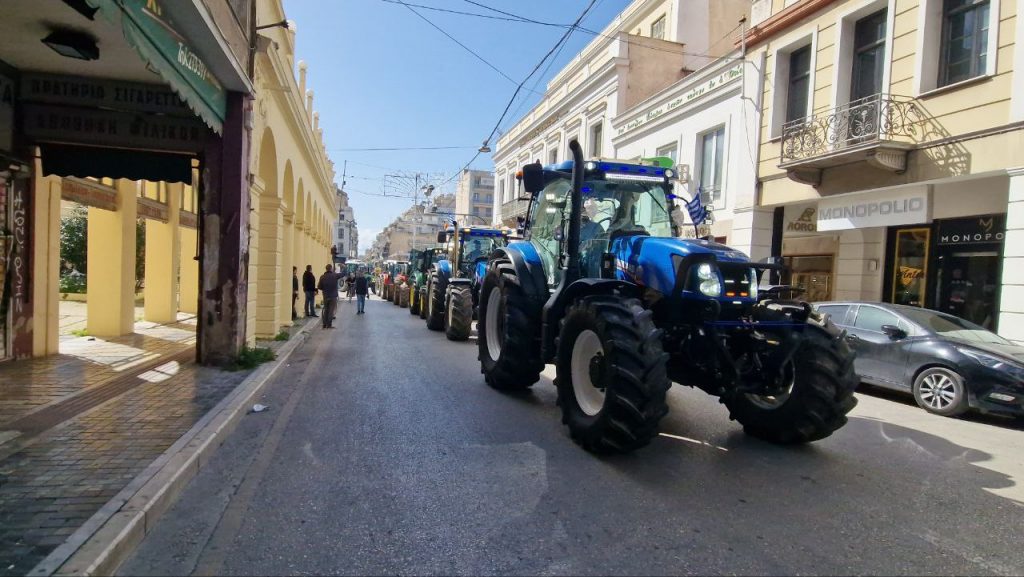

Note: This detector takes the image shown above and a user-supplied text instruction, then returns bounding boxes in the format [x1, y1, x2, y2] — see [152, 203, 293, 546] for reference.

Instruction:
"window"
[940, 0, 989, 86]
[548, 148, 558, 165]
[698, 127, 725, 202]
[655, 143, 677, 162]
[590, 122, 603, 157]
[816, 304, 852, 326]
[650, 15, 666, 40]
[485, 194, 492, 203]
[853, 306, 901, 333]
[499, 179, 506, 203]
[786, 45, 812, 122]
[472, 192, 480, 201]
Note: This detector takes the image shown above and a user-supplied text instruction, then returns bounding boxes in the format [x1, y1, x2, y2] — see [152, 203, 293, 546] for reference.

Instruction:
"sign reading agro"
[817, 187, 929, 232]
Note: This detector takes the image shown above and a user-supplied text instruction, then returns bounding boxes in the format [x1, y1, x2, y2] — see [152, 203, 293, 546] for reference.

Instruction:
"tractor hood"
[610, 235, 751, 295]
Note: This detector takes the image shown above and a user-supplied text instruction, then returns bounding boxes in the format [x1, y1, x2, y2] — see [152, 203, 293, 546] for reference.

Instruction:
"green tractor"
[408, 246, 446, 316]
[425, 225, 510, 341]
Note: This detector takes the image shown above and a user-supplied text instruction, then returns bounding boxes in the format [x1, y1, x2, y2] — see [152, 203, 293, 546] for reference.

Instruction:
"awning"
[40, 144, 193, 183]
[88, 0, 227, 134]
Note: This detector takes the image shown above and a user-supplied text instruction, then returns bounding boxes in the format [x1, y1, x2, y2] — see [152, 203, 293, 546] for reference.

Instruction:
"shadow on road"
[858, 384, 1024, 432]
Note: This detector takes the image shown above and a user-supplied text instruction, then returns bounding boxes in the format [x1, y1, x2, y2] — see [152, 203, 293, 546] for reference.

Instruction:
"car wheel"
[912, 367, 969, 417]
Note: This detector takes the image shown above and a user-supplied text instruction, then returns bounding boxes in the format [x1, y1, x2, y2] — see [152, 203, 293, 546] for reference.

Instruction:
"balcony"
[779, 94, 925, 186]
[500, 198, 531, 224]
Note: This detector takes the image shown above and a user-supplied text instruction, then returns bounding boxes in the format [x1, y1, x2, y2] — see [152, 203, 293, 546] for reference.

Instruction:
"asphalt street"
[121, 294, 1024, 576]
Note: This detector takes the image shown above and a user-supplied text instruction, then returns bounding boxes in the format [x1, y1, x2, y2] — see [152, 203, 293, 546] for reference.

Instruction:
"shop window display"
[890, 228, 929, 307]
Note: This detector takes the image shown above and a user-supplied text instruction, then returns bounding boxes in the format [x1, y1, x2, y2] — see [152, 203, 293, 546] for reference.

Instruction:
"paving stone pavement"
[0, 317, 312, 576]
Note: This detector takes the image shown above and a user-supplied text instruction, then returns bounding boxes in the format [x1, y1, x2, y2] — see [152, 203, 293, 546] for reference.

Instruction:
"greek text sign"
[21, 73, 193, 118]
[817, 187, 929, 231]
[616, 64, 742, 137]
[23, 104, 207, 153]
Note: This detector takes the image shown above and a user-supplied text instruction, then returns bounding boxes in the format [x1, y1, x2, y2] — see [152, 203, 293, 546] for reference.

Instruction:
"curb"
[28, 321, 318, 577]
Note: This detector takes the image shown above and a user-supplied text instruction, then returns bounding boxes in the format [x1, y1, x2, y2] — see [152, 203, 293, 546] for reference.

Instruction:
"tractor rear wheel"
[418, 288, 428, 319]
[425, 274, 445, 331]
[477, 259, 543, 390]
[399, 285, 409, 308]
[723, 307, 858, 444]
[409, 286, 420, 315]
[554, 296, 670, 454]
[445, 285, 473, 341]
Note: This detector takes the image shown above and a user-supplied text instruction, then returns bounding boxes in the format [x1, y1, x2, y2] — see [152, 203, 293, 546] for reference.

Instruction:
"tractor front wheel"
[554, 296, 670, 454]
[477, 259, 542, 390]
[409, 286, 420, 315]
[418, 288, 428, 319]
[723, 308, 858, 444]
[425, 275, 445, 331]
[399, 285, 410, 308]
[445, 285, 473, 341]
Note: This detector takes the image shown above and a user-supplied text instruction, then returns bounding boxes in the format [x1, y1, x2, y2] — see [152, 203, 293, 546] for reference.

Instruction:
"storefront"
[773, 175, 1010, 332]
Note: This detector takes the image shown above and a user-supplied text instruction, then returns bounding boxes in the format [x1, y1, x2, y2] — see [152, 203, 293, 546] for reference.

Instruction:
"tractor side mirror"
[521, 162, 544, 193]
[516, 216, 526, 234]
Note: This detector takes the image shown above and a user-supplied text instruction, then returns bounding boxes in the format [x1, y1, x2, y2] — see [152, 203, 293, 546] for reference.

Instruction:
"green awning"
[88, 0, 227, 134]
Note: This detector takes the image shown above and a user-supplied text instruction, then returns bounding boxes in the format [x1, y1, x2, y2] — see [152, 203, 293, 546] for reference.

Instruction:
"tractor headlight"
[696, 263, 722, 297]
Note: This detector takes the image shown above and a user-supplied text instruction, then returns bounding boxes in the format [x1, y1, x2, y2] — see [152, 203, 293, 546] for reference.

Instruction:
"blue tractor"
[425, 225, 509, 341]
[477, 141, 858, 454]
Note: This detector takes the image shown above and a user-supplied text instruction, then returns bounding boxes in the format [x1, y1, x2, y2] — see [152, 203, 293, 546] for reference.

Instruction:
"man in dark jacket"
[354, 270, 369, 314]
[292, 267, 299, 320]
[302, 265, 318, 318]
[318, 264, 341, 328]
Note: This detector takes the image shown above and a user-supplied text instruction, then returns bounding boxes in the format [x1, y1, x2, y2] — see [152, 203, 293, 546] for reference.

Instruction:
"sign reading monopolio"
[817, 187, 929, 232]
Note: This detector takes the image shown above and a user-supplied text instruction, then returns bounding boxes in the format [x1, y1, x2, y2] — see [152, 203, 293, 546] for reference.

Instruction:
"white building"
[334, 187, 358, 260]
[492, 0, 750, 228]
[611, 50, 767, 258]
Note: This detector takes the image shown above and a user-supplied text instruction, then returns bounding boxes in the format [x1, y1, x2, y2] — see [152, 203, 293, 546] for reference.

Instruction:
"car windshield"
[899, 307, 1012, 344]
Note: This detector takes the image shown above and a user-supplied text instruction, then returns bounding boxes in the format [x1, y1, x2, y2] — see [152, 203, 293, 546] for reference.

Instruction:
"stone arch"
[278, 161, 296, 323]
[256, 128, 285, 337]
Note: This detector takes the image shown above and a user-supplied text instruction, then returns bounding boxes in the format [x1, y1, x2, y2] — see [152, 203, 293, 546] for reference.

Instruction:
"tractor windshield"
[459, 235, 505, 275]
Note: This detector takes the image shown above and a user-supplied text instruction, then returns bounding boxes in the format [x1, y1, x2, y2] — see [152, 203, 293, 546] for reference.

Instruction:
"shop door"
[934, 251, 1000, 330]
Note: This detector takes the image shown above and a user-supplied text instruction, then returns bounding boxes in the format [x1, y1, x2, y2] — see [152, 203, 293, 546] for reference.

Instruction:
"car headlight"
[958, 348, 1015, 370]
[696, 263, 722, 297]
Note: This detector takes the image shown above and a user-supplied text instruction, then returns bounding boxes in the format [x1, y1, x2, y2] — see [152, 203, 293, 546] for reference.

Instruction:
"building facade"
[611, 51, 764, 253]
[370, 193, 455, 261]
[335, 187, 359, 260]
[743, 0, 1024, 341]
[455, 169, 495, 225]
[492, 0, 750, 228]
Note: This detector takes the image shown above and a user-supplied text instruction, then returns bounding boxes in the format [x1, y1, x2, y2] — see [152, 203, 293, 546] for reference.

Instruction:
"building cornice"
[738, 0, 838, 48]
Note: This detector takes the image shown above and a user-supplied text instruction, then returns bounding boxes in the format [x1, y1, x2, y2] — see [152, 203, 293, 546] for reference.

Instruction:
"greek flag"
[686, 188, 707, 225]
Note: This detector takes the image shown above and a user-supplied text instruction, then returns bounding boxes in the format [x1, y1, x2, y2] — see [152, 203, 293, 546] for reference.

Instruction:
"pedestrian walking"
[354, 269, 369, 314]
[318, 264, 341, 328]
[302, 265, 318, 318]
[346, 274, 356, 301]
[292, 267, 299, 320]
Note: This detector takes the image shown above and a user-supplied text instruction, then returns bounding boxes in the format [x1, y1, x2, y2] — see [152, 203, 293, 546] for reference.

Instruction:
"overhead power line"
[329, 145, 476, 152]
[379, 0, 567, 26]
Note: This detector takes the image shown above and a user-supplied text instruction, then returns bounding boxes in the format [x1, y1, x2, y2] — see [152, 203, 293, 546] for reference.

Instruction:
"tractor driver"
[608, 191, 644, 236]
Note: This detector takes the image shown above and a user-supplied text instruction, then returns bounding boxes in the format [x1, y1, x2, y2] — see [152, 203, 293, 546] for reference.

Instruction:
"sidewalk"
[0, 315, 313, 576]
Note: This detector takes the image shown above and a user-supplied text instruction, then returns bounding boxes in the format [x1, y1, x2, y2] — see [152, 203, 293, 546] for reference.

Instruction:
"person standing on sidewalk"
[292, 267, 299, 320]
[318, 264, 341, 328]
[302, 265, 318, 318]
[354, 269, 369, 314]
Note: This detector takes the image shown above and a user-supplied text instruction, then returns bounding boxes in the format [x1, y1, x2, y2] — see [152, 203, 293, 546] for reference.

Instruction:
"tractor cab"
[437, 226, 509, 280]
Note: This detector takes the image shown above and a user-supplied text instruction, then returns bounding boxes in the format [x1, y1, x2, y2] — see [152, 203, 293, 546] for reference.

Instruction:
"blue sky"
[285, 0, 631, 253]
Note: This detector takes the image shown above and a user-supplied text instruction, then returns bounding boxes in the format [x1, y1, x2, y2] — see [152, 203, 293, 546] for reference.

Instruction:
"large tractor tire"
[399, 285, 410, 308]
[418, 288, 428, 319]
[723, 308, 858, 444]
[425, 275, 445, 331]
[391, 284, 400, 305]
[409, 286, 420, 315]
[477, 259, 543, 391]
[445, 285, 473, 341]
[554, 296, 670, 454]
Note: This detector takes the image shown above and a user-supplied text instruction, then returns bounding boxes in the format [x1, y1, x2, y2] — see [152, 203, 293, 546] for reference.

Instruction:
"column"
[179, 225, 199, 314]
[279, 212, 295, 326]
[999, 167, 1024, 343]
[246, 186, 261, 346]
[87, 179, 137, 337]
[30, 171, 61, 356]
[256, 195, 283, 337]
[730, 207, 775, 262]
[144, 182, 181, 323]
[200, 92, 251, 365]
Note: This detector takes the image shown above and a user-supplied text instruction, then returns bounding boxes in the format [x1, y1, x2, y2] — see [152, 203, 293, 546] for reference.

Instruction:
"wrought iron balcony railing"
[780, 94, 925, 165]
[501, 198, 531, 222]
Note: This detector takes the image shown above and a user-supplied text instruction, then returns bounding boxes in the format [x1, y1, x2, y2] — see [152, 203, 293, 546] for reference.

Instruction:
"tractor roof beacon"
[477, 140, 859, 454]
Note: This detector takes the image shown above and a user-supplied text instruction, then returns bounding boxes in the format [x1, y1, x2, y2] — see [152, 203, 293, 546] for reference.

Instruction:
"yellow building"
[743, 0, 1024, 341]
[247, 0, 338, 342]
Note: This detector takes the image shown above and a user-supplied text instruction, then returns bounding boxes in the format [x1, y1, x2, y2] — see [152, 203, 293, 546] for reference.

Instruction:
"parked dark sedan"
[812, 301, 1024, 418]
